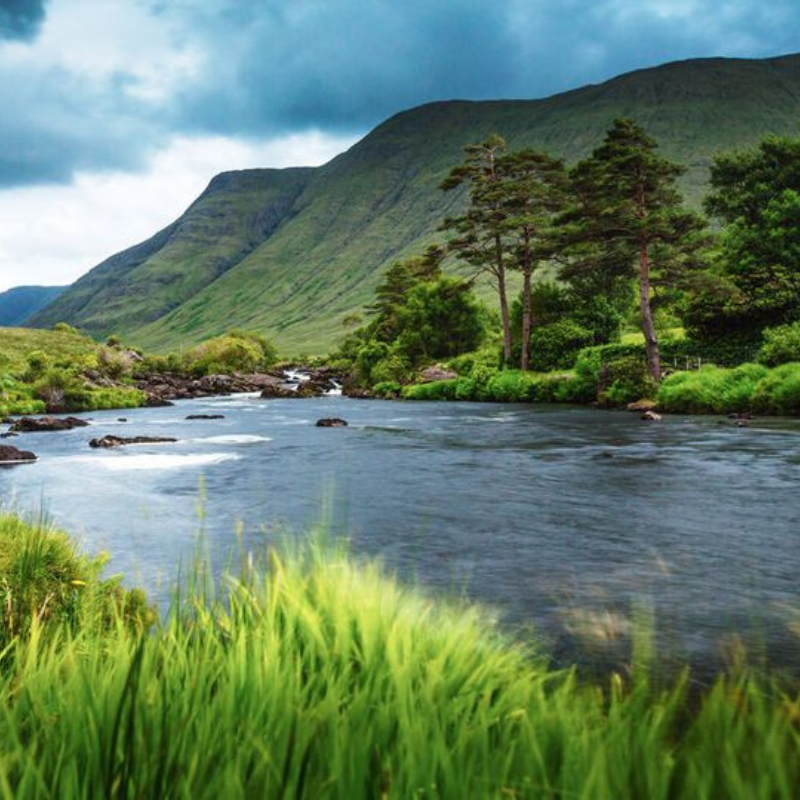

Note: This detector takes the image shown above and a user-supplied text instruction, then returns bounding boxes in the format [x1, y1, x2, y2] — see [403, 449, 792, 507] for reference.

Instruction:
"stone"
[640, 410, 662, 422]
[627, 400, 657, 413]
[315, 418, 348, 428]
[419, 365, 458, 383]
[0, 444, 37, 463]
[185, 414, 225, 420]
[10, 416, 89, 432]
[89, 435, 178, 448]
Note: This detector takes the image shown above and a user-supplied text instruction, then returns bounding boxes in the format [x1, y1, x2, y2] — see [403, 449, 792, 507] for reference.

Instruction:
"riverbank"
[1, 512, 799, 798]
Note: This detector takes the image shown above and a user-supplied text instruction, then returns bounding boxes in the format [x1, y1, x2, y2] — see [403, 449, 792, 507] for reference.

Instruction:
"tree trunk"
[521, 267, 532, 371]
[639, 242, 661, 382]
[495, 235, 512, 364]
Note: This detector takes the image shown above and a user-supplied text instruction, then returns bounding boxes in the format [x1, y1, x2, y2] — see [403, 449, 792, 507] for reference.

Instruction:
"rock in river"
[186, 414, 225, 420]
[89, 435, 178, 449]
[0, 444, 37, 463]
[315, 418, 348, 428]
[10, 416, 89, 432]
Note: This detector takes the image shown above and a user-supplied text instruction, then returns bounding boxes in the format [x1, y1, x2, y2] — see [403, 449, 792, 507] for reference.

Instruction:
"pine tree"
[440, 135, 514, 363]
[495, 150, 567, 370]
[561, 119, 706, 381]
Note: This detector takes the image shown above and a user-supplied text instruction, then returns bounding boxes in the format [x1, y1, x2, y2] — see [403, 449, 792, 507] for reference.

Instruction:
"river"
[2, 394, 800, 674]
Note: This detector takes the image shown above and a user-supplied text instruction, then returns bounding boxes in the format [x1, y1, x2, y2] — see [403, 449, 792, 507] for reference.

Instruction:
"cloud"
[0, 0, 48, 41]
[1, 0, 799, 189]
[0, 130, 358, 291]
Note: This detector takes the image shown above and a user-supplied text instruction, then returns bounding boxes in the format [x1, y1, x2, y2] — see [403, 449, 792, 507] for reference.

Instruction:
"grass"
[1, 513, 800, 797]
[658, 362, 800, 415]
[0, 327, 97, 373]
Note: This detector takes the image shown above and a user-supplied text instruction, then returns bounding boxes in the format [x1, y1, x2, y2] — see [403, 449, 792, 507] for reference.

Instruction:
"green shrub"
[758, 322, 800, 367]
[185, 332, 278, 377]
[23, 350, 51, 382]
[528, 320, 595, 371]
[483, 370, 541, 402]
[401, 379, 459, 401]
[751, 363, 800, 415]
[658, 363, 770, 414]
[370, 353, 413, 386]
[372, 381, 401, 398]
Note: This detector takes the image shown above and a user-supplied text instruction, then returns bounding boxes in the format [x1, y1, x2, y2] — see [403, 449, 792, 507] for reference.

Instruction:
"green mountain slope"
[0, 285, 65, 327]
[31, 54, 800, 354]
[31, 168, 312, 335]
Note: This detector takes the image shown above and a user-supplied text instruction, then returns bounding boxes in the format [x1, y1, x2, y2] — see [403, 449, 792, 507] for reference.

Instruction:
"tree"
[559, 119, 706, 381]
[496, 150, 568, 370]
[368, 245, 445, 342]
[687, 134, 800, 345]
[440, 135, 514, 363]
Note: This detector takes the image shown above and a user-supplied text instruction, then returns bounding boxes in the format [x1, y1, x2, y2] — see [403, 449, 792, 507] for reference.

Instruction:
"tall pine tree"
[561, 119, 706, 381]
[440, 135, 514, 363]
[496, 149, 567, 370]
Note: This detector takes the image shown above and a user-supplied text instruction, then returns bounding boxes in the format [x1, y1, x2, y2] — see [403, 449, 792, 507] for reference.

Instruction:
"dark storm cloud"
[168, 0, 800, 135]
[2, 0, 800, 187]
[0, 0, 48, 41]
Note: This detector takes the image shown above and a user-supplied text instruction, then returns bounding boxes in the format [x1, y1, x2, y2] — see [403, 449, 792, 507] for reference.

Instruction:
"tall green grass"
[1, 515, 799, 797]
[658, 362, 800, 415]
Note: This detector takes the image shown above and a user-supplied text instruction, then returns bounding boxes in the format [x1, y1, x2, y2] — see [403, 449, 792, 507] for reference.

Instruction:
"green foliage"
[528, 319, 595, 371]
[185, 331, 278, 377]
[750, 363, 800, 415]
[758, 321, 800, 367]
[561, 118, 708, 381]
[395, 276, 485, 362]
[688, 133, 800, 346]
[371, 381, 402, 398]
[657, 363, 777, 414]
[0, 514, 152, 648]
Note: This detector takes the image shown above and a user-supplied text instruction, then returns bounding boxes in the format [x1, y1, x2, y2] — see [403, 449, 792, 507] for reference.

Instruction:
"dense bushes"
[758, 322, 800, 367]
[184, 331, 278, 376]
[527, 319, 595, 371]
[657, 363, 800, 415]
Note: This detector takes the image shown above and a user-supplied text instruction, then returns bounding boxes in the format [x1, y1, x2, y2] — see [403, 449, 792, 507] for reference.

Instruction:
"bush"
[758, 322, 800, 367]
[370, 353, 413, 385]
[372, 381, 401, 398]
[751, 363, 800, 415]
[402, 379, 459, 401]
[658, 363, 770, 414]
[527, 320, 595, 371]
[185, 332, 278, 377]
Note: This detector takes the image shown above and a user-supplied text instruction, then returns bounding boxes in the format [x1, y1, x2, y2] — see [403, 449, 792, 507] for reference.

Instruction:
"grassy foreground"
[1, 514, 799, 798]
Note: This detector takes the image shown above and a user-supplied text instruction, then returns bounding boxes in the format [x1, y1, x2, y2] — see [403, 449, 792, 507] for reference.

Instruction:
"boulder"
[89, 435, 178, 448]
[0, 444, 37, 463]
[640, 410, 662, 422]
[10, 416, 89, 432]
[627, 400, 658, 413]
[186, 414, 225, 420]
[316, 418, 348, 428]
[419, 365, 458, 383]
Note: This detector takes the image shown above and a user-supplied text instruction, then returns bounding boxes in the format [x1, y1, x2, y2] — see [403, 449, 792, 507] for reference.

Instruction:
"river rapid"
[2, 394, 800, 674]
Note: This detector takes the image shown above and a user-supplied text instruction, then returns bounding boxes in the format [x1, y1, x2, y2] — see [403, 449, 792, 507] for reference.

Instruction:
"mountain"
[30, 53, 800, 354]
[0, 285, 66, 327]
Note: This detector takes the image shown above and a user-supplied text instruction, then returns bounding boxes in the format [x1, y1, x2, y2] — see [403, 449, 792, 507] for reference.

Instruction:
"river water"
[2, 395, 800, 673]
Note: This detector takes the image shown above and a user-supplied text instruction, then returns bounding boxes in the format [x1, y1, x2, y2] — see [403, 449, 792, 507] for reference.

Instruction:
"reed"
[0, 515, 799, 798]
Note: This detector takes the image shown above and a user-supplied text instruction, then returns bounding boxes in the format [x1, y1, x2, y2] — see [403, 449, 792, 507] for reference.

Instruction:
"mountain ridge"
[29, 52, 800, 353]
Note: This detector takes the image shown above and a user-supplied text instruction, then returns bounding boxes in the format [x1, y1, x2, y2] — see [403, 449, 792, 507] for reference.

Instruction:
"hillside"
[0, 326, 98, 372]
[30, 53, 800, 354]
[0, 285, 65, 327]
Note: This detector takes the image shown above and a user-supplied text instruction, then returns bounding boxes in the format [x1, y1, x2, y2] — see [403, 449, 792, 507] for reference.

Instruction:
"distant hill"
[0, 285, 66, 327]
[30, 53, 800, 354]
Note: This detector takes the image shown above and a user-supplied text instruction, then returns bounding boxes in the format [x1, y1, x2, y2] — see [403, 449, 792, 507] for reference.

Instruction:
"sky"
[1, 0, 799, 292]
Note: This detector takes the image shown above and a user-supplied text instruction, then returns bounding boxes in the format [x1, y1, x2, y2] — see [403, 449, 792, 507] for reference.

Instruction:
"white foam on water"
[75, 453, 241, 472]
[198, 435, 271, 445]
